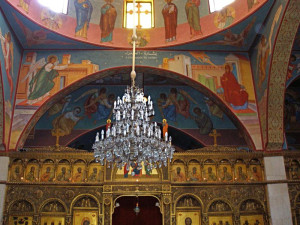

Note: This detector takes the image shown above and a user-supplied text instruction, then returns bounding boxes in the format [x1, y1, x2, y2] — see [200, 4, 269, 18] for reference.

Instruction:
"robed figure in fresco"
[221, 64, 248, 109]
[0, 29, 14, 99]
[100, 0, 117, 43]
[74, 0, 93, 39]
[185, 0, 202, 38]
[28, 55, 68, 104]
[162, 0, 178, 42]
[51, 107, 83, 146]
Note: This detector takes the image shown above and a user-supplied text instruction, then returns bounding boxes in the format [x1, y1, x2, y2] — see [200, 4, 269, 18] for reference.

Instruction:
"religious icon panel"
[56, 164, 71, 182]
[209, 216, 233, 225]
[203, 165, 217, 182]
[88, 163, 103, 182]
[115, 162, 159, 181]
[73, 210, 98, 225]
[25, 164, 39, 182]
[40, 163, 55, 182]
[72, 163, 86, 182]
[41, 217, 65, 225]
[187, 161, 201, 182]
[172, 163, 186, 182]
[176, 210, 201, 225]
[240, 215, 264, 225]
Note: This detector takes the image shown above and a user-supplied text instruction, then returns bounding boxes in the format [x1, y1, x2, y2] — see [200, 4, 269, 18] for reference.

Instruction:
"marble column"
[264, 156, 293, 225]
[0, 156, 9, 223]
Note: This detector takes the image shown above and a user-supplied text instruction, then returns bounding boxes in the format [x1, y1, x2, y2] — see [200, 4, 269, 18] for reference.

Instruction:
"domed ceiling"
[2, 0, 272, 50]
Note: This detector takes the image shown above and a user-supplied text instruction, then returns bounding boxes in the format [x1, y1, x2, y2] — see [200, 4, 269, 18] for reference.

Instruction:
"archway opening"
[112, 196, 162, 225]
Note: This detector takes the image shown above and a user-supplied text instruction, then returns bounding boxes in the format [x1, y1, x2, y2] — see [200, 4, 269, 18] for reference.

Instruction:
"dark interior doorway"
[112, 196, 162, 225]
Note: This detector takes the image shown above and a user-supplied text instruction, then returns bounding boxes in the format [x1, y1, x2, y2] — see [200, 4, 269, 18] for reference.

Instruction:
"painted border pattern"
[267, 0, 299, 150]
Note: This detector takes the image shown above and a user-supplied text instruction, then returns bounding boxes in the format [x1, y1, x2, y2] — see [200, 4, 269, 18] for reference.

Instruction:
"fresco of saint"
[0, 29, 14, 99]
[256, 35, 270, 88]
[191, 107, 213, 135]
[51, 107, 83, 138]
[75, 0, 93, 39]
[100, 0, 117, 43]
[162, 0, 178, 42]
[185, 0, 202, 38]
[221, 64, 248, 109]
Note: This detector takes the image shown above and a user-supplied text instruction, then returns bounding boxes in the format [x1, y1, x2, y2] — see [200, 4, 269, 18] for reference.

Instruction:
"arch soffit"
[267, 0, 300, 150]
[17, 66, 255, 150]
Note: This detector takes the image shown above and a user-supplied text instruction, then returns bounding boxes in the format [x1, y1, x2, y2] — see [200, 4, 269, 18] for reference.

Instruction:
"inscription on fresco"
[124, 51, 158, 60]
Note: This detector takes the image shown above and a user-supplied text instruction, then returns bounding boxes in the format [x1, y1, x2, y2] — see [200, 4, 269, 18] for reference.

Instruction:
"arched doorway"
[112, 196, 162, 225]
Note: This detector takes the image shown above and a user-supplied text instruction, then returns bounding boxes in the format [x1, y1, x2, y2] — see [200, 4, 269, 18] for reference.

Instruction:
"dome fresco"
[3, 0, 270, 49]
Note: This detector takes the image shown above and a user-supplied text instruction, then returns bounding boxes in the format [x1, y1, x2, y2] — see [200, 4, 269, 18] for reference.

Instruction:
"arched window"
[38, 0, 69, 14]
[124, 0, 154, 29]
[209, 0, 235, 13]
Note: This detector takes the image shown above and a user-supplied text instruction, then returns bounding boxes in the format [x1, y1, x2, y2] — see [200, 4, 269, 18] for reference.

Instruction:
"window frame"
[123, 0, 154, 29]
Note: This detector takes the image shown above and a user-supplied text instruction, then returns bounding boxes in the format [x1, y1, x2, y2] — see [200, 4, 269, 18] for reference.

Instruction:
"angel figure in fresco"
[196, 17, 256, 48]
[51, 107, 83, 147]
[17, 0, 31, 13]
[100, 0, 117, 43]
[157, 93, 176, 122]
[13, 13, 73, 47]
[221, 64, 248, 109]
[74, 0, 93, 39]
[0, 28, 14, 99]
[256, 35, 270, 88]
[161, 88, 197, 120]
[48, 95, 72, 117]
[185, 0, 202, 38]
[26, 55, 68, 104]
[162, 0, 178, 42]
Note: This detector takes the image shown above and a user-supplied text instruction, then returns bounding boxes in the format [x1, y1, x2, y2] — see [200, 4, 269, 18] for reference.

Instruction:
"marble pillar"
[0, 157, 9, 223]
[264, 156, 293, 225]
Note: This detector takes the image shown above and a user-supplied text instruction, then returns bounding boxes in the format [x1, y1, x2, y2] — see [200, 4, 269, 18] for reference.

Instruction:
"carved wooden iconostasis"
[3, 147, 275, 225]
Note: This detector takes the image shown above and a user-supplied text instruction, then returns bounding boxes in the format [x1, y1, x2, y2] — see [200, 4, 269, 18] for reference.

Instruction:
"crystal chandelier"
[93, 0, 175, 170]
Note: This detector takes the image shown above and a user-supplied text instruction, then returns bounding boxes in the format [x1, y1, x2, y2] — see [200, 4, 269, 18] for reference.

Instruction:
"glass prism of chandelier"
[93, 84, 175, 170]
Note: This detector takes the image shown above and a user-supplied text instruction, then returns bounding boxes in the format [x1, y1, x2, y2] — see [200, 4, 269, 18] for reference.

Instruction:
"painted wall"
[0, 9, 22, 150]
[249, 0, 287, 148]
[6, 0, 268, 49]
[11, 49, 261, 150]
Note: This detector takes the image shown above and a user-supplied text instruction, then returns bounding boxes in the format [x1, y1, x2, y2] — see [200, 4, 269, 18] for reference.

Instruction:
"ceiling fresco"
[24, 73, 247, 150]
[0, 0, 297, 152]
[0, 1, 110, 49]
[1, 0, 272, 50]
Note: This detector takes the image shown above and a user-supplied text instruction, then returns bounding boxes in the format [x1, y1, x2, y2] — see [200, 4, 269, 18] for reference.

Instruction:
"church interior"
[0, 0, 299, 224]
